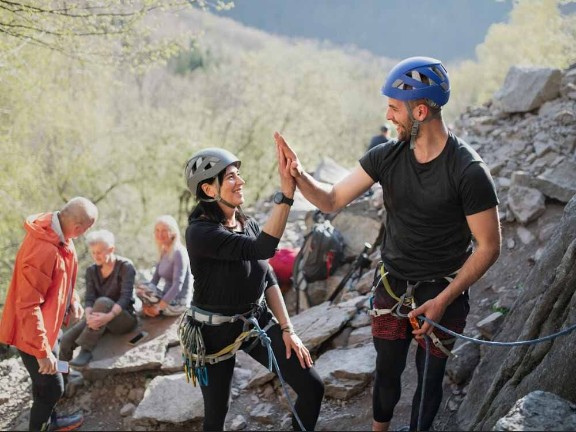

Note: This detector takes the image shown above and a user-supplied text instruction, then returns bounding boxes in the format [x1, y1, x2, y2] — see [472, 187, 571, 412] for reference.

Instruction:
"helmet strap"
[405, 101, 442, 150]
[198, 177, 237, 209]
[216, 195, 237, 209]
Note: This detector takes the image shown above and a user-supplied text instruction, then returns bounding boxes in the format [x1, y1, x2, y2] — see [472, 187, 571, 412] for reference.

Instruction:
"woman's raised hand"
[274, 132, 303, 179]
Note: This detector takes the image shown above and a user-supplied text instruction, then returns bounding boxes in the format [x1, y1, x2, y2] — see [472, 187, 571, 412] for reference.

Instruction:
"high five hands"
[274, 132, 304, 179]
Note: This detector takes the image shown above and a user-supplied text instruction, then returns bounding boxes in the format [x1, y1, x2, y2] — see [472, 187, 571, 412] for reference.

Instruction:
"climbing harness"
[368, 261, 576, 431]
[178, 304, 271, 385]
[368, 262, 457, 357]
[178, 304, 308, 431]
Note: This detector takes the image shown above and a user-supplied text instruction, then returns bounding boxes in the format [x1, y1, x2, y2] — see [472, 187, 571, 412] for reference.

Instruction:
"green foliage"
[446, 0, 576, 120]
[169, 42, 208, 74]
[1, 0, 575, 305]
[491, 305, 510, 315]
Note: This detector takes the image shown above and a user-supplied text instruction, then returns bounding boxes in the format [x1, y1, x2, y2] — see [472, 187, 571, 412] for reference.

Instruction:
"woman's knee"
[309, 372, 325, 401]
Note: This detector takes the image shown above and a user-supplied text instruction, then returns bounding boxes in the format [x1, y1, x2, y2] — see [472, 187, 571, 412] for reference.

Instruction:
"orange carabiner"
[409, 316, 420, 331]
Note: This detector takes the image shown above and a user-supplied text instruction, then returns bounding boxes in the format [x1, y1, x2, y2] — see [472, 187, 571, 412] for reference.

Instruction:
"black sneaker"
[48, 413, 84, 431]
[69, 349, 92, 368]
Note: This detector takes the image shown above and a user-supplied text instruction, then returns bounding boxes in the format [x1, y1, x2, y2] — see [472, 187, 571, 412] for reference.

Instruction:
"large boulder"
[494, 66, 562, 113]
[494, 390, 576, 431]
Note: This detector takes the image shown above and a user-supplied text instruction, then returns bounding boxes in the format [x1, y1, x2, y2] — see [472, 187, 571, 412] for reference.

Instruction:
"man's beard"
[396, 118, 413, 142]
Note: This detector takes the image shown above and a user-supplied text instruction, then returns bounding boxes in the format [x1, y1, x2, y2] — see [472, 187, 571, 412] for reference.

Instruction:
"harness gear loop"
[178, 302, 270, 386]
[180, 306, 311, 430]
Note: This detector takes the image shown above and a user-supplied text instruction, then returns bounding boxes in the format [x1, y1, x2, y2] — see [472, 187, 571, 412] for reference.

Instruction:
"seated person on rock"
[136, 215, 192, 317]
[60, 229, 138, 368]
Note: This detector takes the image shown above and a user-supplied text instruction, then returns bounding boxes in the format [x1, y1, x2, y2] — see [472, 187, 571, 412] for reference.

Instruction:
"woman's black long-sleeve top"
[185, 217, 279, 314]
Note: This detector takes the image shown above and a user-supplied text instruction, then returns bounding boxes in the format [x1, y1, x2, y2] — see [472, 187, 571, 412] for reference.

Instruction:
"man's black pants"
[18, 335, 64, 431]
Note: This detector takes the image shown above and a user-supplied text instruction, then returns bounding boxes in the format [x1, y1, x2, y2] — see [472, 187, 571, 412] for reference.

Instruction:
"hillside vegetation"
[0, 0, 574, 302]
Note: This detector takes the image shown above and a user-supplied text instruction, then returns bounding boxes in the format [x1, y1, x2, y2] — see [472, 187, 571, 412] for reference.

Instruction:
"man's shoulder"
[448, 133, 484, 163]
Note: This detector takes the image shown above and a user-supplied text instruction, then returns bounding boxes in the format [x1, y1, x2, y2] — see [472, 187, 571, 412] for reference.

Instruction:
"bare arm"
[265, 284, 292, 330]
[410, 206, 501, 337]
[274, 132, 375, 213]
[265, 284, 313, 368]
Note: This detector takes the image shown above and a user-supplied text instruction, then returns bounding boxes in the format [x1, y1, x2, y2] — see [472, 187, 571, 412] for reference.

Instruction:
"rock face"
[457, 196, 576, 430]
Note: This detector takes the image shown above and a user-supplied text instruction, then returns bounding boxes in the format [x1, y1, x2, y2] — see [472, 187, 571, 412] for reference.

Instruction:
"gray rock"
[292, 300, 358, 352]
[534, 159, 576, 203]
[560, 67, 576, 99]
[446, 342, 481, 385]
[133, 373, 204, 423]
[347, 326, 372, 347]
[235, 351, 275, 389]
[494, 66, 562, 113]
[82, 335, 167, 380]
[314, 345, 376, 399]
[313, 156, 351, 185]
[161, 345, 184, 373]
[349, 311, 371, 328]
[120, 403, 136, 417]
[249, 403, 275, 424]
[476, 312, 505, 340]
[507, 185, 546, 225]
[494, 390, 576, 431]
[331, 211, 381, 256]
[229, 414, 247, 431]
[516, 226, 535, 245]
[328, 326, 353, 349]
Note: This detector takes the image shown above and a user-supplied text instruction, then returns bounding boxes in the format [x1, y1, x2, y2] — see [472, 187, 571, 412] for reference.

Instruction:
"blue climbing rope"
[419, 315, 576, 346]
[238, 316, 307, 432]
[395, 308, 576, 431]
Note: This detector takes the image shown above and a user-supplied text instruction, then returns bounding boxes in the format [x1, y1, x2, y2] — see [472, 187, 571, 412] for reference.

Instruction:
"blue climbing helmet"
[381, 56, 450, 108]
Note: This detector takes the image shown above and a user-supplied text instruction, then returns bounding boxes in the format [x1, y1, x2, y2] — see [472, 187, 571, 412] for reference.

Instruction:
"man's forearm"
[295, 171, 337, 213]
[437, 245, 500, 307]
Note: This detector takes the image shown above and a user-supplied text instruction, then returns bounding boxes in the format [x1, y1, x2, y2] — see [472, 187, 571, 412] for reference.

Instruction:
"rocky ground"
[1, 202, 564, 432]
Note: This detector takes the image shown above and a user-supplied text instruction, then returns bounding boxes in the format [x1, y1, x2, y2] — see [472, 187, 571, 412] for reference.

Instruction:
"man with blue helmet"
[276, 57, 501, 431]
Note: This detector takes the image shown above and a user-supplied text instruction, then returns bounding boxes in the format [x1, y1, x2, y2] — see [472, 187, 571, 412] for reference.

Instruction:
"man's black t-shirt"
[185, 217, 279, 314]
[359, 132, 498, 281]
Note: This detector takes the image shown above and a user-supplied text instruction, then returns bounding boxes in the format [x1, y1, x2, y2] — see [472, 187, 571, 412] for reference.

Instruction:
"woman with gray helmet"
[180, 136, 324, 431]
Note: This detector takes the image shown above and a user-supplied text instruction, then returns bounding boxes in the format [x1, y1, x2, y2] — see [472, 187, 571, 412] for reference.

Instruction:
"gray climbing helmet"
[184, 148, 241, 197]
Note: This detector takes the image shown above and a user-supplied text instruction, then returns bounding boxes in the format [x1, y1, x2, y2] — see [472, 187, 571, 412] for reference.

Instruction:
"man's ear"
[414, 103, 429, 121]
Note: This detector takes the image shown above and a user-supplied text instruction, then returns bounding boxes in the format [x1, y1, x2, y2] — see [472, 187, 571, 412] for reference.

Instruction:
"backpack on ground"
[292, 211, 346, 312]
[299, 219, 345, 282]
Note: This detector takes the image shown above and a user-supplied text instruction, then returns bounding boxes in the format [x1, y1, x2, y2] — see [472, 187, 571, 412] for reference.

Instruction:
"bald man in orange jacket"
[0, 197, 97, 432]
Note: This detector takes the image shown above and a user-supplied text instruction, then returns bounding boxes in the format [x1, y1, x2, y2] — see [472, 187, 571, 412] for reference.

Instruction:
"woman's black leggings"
[200, 323, 324, 431]
[372, 337, 448, 431]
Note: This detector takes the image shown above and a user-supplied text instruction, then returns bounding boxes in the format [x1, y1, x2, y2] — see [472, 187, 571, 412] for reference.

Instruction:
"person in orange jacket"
[0, 196, 98, 432]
